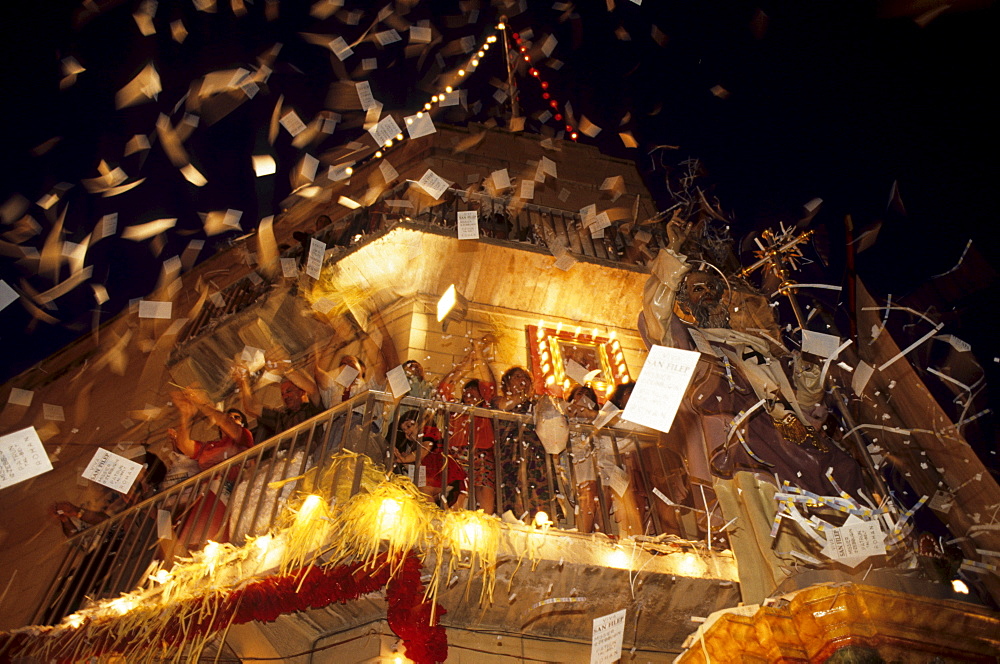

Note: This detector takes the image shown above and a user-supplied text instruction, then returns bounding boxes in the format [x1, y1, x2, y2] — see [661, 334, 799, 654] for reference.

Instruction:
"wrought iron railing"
[33, 391, 675, 626]
[174, 182, 645, 348]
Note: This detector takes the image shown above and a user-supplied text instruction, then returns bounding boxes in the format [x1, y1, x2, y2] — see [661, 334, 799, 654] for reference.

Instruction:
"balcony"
[13, 391, 738, 662]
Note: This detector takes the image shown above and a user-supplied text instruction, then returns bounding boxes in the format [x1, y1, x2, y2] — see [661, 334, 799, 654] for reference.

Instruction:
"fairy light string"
[357, 19, 576, 179]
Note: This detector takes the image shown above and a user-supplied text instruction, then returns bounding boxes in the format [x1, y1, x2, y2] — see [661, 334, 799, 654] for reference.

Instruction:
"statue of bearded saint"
[641, 218, 870, 604]
[640, 219, 866, 500]
[674, 269, 731, 329]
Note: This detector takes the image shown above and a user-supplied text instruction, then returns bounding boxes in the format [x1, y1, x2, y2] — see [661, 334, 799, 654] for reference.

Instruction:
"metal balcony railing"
[33, 391, 675, 626]
[175, 182, 646, 348]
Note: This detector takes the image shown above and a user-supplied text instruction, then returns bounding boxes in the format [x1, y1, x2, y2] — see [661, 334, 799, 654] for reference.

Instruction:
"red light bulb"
[542, 92, 550, 99]
[554, 113, 562, 121]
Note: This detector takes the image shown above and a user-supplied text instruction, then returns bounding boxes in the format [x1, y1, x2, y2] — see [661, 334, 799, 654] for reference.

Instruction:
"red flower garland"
[0, 553, 447, 664]
[386, 554, 448, 664]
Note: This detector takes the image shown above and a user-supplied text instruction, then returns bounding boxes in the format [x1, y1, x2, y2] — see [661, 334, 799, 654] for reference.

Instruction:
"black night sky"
[0, 0, 997, 399]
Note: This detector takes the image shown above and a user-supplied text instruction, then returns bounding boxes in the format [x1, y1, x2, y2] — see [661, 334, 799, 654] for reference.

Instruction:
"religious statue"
[640, 218, 871, 603]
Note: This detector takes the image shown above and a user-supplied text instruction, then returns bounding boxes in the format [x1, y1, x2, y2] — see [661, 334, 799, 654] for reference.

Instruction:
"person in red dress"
[436, 335, 497, 513]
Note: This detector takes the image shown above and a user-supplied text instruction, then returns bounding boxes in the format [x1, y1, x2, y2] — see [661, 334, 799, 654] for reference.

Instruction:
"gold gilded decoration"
[676, 582, 1000, 663]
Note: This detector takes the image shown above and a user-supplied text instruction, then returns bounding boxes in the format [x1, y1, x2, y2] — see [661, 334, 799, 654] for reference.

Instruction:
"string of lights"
[511, 30, 577, 141]
[346, 19, 575, 184]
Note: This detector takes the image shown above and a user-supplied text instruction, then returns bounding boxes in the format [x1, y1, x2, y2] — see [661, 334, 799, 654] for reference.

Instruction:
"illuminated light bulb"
[445, 85, 453, 93]
[488, 35, 497, 43]
[556, 322, 563, 333]
[571, 132, 578, 140]
[296, 494, 323, 526]
[566, 124, 573, 133]
[523, 55, 530, 62]
[377, 498, 402, 533]
[520, 46, 527, 53]
[605, 384, 615, 394]
[471, 59, 479, 66]
[203, 540, 221, 562]
[384, 139, 393, 147]
[952, 579, 970, 594]
[416, 111, 424, 118]
[482, 43, 489, 50]
[254, 534, 272, 552]
[345, 166, 353, 175]
[460, 521, 483, 549]
[542, 92, 550, 100]
[533, 511, 551, 527]
[512, 31, 518, 39]
[675, 552, 707, 576]
[591, 328, 599, 338]
[531, 69, 539, 77]
[541, 363, 550, 373]
[563, 379, 571, 388]
[108, 597, 136, 615]
[436, 283, 464, 323]
[458, 69, 466, 76]
[374, 150, 383, 158]
[396, 133, 404, 140]
[545, 375, 556, 386]
[498, 22, 506, 30]
[394, 658, 404, 664]
[405, 117, 414, 125]
[431, 95, 439, 102]
[606, 548, 631, 570]
[151, 569, 173, 584]
[541, 81, 549, 89]
[550, 101, 559, 109]
[574, 326, 582, 336]
[424, 102, 432, 110]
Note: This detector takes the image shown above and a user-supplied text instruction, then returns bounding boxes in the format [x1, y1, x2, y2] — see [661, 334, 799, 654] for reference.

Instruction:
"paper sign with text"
[356, 81, 377, 110]
[590, 609, 627, 664]
[491, 168, 511, 190]
[457, 211, 479, 240]
[821, 515, 886, 568]
[82, 448, 143, 494]
[306, 238, 326, 279]
[0, 427, 53, 490]
[405, 113, 436, 139]
[416, 170, 449, 200]
[621, 345, 700, 433]
[368, 115, 402, 146]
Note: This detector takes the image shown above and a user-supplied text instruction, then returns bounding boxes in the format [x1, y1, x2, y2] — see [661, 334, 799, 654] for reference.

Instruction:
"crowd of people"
[47, 213, 904, 617]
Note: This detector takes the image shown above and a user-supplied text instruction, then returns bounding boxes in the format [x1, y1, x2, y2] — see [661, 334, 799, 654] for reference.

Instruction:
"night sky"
[0, 0, 997, 393]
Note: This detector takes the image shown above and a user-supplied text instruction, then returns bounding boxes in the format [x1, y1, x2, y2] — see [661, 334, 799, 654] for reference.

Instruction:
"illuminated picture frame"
[526, 324, 631, 402]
